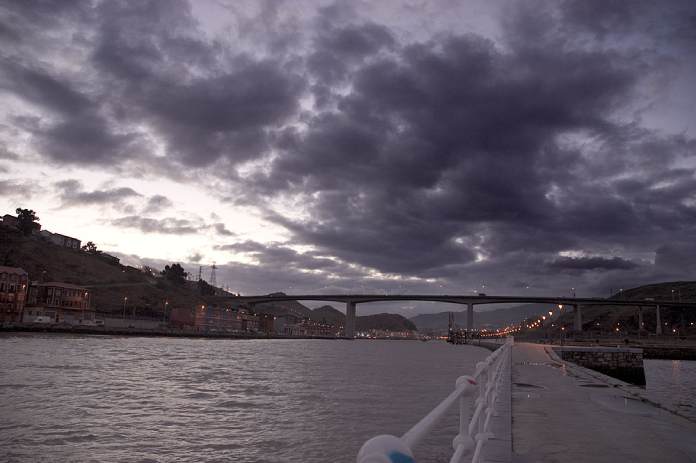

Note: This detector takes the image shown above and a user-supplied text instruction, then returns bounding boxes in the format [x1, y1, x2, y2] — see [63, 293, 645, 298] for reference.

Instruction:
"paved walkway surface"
[481, 345, 512, 463]
[512, 342, 696, 463]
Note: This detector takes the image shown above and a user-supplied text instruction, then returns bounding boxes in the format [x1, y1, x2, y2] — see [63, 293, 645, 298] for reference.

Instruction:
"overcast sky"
[1, 1, 695, 315]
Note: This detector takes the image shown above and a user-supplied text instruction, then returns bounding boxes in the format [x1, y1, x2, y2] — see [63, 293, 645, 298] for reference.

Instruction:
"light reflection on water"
[0, 334, 490, 463]
[644, 359, 696, 421]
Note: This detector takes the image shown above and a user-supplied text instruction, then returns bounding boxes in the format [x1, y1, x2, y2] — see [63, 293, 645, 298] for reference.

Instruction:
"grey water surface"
[645, 358, 696, 421]
[0, 334, 491, 463]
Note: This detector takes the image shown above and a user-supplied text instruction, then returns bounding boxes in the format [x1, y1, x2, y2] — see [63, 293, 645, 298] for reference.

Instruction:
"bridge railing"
[357, 337, 513, 463]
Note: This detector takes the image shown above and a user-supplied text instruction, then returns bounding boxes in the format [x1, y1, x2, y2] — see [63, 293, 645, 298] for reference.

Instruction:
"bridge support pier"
[573, 305, 583, 332]
[655, 305, 662, 335]
[345, 301, 356, 338]
[466, 303, 474, 331]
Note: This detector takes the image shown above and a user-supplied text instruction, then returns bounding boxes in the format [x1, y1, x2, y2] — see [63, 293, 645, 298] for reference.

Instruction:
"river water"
[644, 359, 696, 421]
[0, 334, 491, 463]
[2, 335, 695, 463]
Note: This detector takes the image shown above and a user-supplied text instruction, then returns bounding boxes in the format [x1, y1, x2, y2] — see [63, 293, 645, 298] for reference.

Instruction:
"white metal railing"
[357, 337, 513, 463]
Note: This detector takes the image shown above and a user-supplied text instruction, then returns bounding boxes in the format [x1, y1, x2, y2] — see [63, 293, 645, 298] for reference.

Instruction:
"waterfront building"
[258, 313, 275, 335]
[169, 306, 195, 329]
[39, 230, 81, 249]
[274, 314, 339, 337]
[0, 266, 29, 324]
[274, 313, 304, 336]
[26, 282, 93, 324]
[238, 308, 259, 332]
[174, 305, 261, 333]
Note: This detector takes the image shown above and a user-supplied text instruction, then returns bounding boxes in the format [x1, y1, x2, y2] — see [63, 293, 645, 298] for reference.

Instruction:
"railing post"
[478, 363, 487, 434]
[358, 338, 514, 463]
[453, 375, 476, 459]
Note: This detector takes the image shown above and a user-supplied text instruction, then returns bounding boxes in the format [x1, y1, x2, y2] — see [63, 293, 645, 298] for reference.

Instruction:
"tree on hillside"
[15, 208, 39, 236]
[197, 278, 216, 295]
[81, 241, 98, 253]
[161, 263, 188, 285]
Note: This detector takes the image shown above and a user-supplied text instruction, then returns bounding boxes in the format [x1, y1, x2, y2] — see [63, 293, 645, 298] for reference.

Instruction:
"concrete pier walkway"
[512, 342, 696, 462]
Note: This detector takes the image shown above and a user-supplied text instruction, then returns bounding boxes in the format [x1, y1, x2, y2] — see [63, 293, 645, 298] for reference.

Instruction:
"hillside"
[0, 228, 420, 332]
[0, 224, 220, 316]
[357, 313, 417, 332]
[310, 305, 344, 324]
[309, 304, 417, 331]
[0, 225, 280, 317]
[253, 293, 314, 319]
[548, 282, 696, 334]
[411, 303, 557, 332]
[410, 282, 696, 335]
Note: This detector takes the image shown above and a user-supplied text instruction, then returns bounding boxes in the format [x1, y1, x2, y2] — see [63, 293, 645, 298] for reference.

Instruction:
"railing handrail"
[357, 338, 513, 463]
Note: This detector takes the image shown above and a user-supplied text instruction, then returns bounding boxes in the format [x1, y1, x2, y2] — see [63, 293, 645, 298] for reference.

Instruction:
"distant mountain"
[410, 303, 557, 332]
[357, 313, 417, 332]
[253, 293, 314, 318]
[310, 305, 344, 324]
[308, 305, 417, 331]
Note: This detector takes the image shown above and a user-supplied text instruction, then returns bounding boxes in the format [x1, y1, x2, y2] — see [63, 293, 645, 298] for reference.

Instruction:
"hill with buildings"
[1, 223, 217, 315]
[0, 224, 418, 332]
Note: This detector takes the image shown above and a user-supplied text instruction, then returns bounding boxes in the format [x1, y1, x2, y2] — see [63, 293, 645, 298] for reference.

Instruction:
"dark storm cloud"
[54, 180, 141, 207]
[2, 0, 696, 300]
[88, 0, 305, 168]
[0, 1, 93, 43]
[0, 58, 91, 115]
[0, 180, 34, 199]
[2, 0, 303, 168]
[655, 243, 696, 274]
[143, 195, 173, 214]
[212, 223, 235, 237]
[112, 214, 238, 237]
[111, 216, 200, 235]
[216, 240, 343, 272]
[255, 28, 642, 274]
[559, 0, 696, 45]
[547, 256, 640, 271]
[0, 58, 145, 165]
[307, 20, 395, 88]
[239, 0, 695, 288]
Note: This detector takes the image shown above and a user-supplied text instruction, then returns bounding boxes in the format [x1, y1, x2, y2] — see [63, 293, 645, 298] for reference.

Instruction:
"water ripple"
[0, 334, 496, 462]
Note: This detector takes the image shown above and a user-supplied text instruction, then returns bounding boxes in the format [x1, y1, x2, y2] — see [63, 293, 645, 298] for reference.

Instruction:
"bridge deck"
[511, 343, 696, 462]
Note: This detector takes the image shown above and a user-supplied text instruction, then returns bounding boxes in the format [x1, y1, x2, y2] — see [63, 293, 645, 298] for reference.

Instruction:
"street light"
[162, 300, 169, 322]
[122, 296, 128, 319]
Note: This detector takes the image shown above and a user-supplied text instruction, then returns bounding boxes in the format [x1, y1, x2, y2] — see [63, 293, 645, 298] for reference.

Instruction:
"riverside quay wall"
[553, 346, 646, 385]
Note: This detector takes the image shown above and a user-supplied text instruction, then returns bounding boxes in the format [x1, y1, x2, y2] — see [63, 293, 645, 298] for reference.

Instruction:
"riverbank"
[516, 336, 696, 360]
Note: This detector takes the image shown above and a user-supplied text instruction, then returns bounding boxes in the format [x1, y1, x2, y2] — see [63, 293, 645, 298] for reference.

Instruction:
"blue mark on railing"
[389, 451, 415, 463]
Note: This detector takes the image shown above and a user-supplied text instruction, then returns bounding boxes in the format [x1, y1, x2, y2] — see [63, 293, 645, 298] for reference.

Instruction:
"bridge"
[226, 294, 696, 337]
